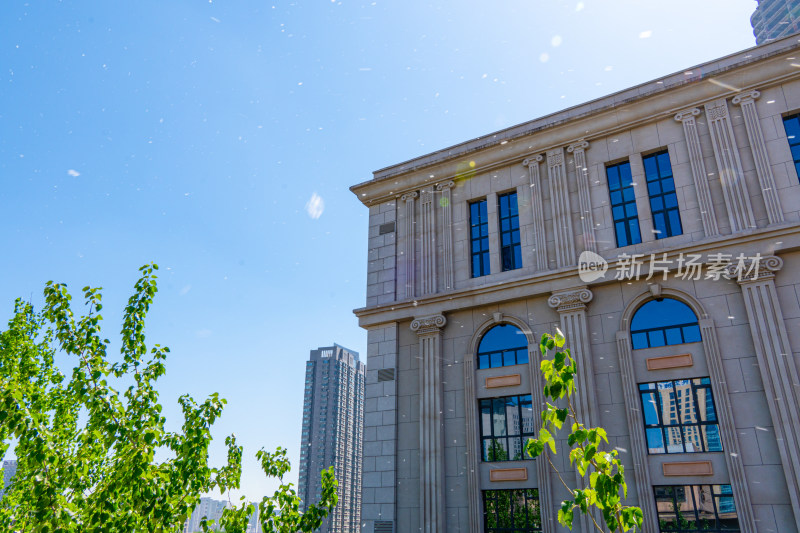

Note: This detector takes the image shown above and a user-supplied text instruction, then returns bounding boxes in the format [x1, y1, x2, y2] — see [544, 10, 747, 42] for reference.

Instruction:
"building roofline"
[351, 33, 800, 196]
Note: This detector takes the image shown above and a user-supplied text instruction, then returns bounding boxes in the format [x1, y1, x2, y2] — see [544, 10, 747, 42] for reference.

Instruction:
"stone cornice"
[410, 314, 447, 336]
[354, 223, 800, 328]
[351, 36, 800, 207]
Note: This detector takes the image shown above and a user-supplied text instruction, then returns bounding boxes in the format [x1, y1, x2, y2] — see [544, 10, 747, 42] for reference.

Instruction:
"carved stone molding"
[546, 149, 564, 167]
[523, 154, 548, 271]
[411, 314, 447, 336]
[674, 107, 720, 237]
[400, 191, 418, 202]
[548, 287, 593, 313]
[435, 180, 455, 192]
[729, 255, 783, 283]
[704, 98, 756, 233]
[567, 140, 597, 254]
[732, 89, 784, 225]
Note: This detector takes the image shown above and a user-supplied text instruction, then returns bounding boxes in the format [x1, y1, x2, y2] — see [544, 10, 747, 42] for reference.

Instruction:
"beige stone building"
[351, 35, 800, 533]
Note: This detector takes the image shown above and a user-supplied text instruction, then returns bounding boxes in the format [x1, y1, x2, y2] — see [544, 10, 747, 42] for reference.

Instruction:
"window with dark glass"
[643, 151, 682, 239]
[630, 298, 701, 350]
[470, 200, 490, 277]
[782, 113, 800, 181]
[479, 395, 535, 461]
[498, 191, 521, 271]
[483, 489, 541, 532]
[639, 378, 722, 454]
[477, 324, 528, 370]
[607, 161, 641, 247]
[654, 484, 739, 532]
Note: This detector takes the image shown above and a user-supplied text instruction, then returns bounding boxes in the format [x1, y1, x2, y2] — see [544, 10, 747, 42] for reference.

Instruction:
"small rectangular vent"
[377, 368, 395, 382]
[374, 521, 394, 533]
[378, 221, 396, 235]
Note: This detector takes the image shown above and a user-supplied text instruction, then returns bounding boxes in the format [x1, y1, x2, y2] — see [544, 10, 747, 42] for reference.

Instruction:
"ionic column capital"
[411, 314, 447, 336]
[435, 180, 455, 192]
[674, 108, 701, 122]
[567, 140, 590, 154]
[401, 191, 418, 202]
[546, 149, 564, 167]
[732, 90, 761, 106]
[548, 287, 593, 313]
[522, 154, 544, 167]
[729, 255, 783, 284]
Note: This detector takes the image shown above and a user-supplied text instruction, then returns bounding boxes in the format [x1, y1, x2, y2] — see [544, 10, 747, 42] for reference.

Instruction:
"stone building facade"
[352, 35, 800, 533]
[298, 344, 366, 533]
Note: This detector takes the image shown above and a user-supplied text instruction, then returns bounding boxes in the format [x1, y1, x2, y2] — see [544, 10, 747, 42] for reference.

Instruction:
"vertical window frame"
[643, 150, 683, 239]
[606, 161, 642, 247]
[782, 112, 800, 182]
[470, 199, 491, 277]
[478, 394, 535, 462]
[497, 191, 522, 271]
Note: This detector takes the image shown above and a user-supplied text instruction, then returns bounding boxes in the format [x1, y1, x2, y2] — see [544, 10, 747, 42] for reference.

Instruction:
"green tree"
[0, 264, 337, 532]
[526, 331, 643, 533]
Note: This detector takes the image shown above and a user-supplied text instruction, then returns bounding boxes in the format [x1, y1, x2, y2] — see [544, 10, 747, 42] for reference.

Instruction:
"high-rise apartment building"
[352, 35, 800, 533]
[751, 0, 800, 43]
[0, 460, 17, 500]
[298, 344, 365, 533]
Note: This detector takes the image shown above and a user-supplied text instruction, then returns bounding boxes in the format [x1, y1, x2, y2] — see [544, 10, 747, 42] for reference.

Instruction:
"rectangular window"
[479, 395, 535, 461]
[470, 200, 490, 277]
[654, 484, 739, 532]
[498, 191, 521, 271]
[607, 161, 641, 247]
[483, 489, 541, 532]
[639, 378, 722, 454]
[782, 113, 800, 181]
[643, 151, 682, 239]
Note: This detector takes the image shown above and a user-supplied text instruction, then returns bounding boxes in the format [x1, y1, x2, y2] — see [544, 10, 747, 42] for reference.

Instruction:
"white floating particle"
[551, 35, 562, 47]
[575, 1, 584, 11]
[639, 30, 652, 39]
[539, 52, 549, 63]
[305, 192, 325, 219]
[67, 169, 80, 177]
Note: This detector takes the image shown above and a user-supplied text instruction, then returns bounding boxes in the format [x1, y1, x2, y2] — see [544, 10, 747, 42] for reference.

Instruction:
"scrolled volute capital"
[411, 314, 447, 336]
[401, 191, 419, 202]
[566, 140, 590, 154]
[435, 180, 455, 192]
[674, 108, 701, 122]
[548, 287, 593, 313]
[728, 255, 783, 284]
[522, 154, 544, 167]
[732, 90, 761, 106]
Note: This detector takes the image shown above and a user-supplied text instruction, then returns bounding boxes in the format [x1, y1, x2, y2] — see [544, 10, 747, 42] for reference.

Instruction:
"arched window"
[477, 324, 528, 369]
[631, 298, 701, 349]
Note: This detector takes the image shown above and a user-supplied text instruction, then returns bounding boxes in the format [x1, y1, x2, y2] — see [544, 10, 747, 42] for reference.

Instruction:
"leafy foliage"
[0, 264, 337, 532]
[526, 331, 643, 533]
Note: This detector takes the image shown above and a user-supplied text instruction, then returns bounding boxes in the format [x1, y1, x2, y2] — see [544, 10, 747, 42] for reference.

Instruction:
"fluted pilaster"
[436, 181, 455, 291]
[732, 90, 784, 225]
[704, 99, 756, 232]
[401, 192, 417, 299]
[547, 148, 576, 268]
[675, 108, 720, 237]
[734, 255, 800, 531]
[524, 154, 549, 271]
[411, 314, 447, 533]
[420, 189, 437, 295]
[567, 141, 597, 254]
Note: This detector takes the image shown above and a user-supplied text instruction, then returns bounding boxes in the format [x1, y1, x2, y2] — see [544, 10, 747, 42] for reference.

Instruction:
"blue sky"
[1, 0, 757, 500]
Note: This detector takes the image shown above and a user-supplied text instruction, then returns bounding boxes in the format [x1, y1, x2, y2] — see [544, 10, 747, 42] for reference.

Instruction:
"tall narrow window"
[782, 113, 800, 181]
[643, 151, 682, 239]
[483, 489, 542, 532]
[470, 200, 490, 277]
[639, 377, 722, 454]
[607, 161, 641, 247]
[498, 191, 521, 271]
[654, 485, 739, 532]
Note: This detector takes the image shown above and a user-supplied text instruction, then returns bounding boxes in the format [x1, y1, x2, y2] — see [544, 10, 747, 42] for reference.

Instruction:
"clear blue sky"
[1, 0, 757, 500]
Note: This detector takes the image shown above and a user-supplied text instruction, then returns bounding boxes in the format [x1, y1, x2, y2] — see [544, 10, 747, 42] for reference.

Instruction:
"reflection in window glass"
[498, 191, 521, 271]
[483, 489, 541, 532]
[782, 113, 800, 182]
[479, 395, 535, 461]
[607, 161, 641, 247]
[477, 324, 528, 369]
[630, 298, 701, 350]
[470, 200, 490, 277]
[639, 378, 721, 454]
[643, 151, 682, 239]
[654, 484, 739, 532]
